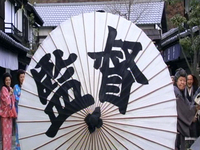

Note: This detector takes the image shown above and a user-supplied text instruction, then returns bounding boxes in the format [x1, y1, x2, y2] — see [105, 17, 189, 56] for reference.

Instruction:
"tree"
[170, 0, 200, 80]
[105, 0, 158, 21]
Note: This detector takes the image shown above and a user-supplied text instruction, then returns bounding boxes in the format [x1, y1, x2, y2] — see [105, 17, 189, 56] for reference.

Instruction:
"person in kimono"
[174, 68, 200, 150]
[185, 74, 199, 139]
[0, 72, 17, 150]
[185, 74, 198, 103]
[13, 69, 25, 150]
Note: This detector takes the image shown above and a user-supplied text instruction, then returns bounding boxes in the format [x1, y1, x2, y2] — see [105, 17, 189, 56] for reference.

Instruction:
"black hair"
[17, 69, 25, 87]
[174, 68, 187, 83]
[2, 72, 12, 92]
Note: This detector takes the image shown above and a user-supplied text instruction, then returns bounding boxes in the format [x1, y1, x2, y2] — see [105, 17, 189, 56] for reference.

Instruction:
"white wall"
[38, 27, 55, 43]
[5, 0, 15, 33]
[15, 9, 23, 32]
[5, 0, 23, 32]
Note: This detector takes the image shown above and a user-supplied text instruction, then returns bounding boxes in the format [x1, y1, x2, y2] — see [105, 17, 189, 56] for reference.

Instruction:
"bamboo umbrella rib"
[28, 57, 88, 116]
[78, 128, 90, 150]
[98, 19, 133, 112]
[100, 44, 162, 116]
[100, 126, 120, 150]
[20, 88, 86, 119]
[102, 81, 173, 117]
[96, 130, 104, 150]
[103, 115, 176, 120]
[98, 129, 110, 150]
[129, 66, 169, 96]
[18, 119, 83, 124]
[129, 82, 173, 105]
[49, 32, 89, 97]
[33, 124, 86, 150]
[59, 23, 90, 106]
[104, 123, 174, 150]
[95, 12, 109, 108]
[91, 131, 94, 150]
[102, 39, 158, 115]
[102, 125, 141, 150]
[41, 42, 90, 115]
[57, 125, 88, 150]
[25, 68, 80, 110]
[88, 131, 93, 150]
[56, 24, 91, 105]
[95, 130, 103, 150]
[92, 12, 96, 110]
[103, 120, 177, 134]
[127, 98, 176, 113]
[135, 41, 152, 64]
[18, 120, 51, 124]
[19, 123, 85, 141]
[72, 127, 89, 150]
[82, 13, 92, 96]
[41, 33, 90, 115]
[83, 129, 92, 150]
[36, 44, 75, 98]
[18, 12, 177, 150]
[141, 53, 161, 73]
[94, 129, 98, 150]
[102, 66, 170, 116]
[103, 98, 176, 118]
[93, 129, 102, 150]
[70, 17, 89, 95]
[91, 133, 95, 150]
[92, 131, 95, 150]
[96, 14, 121, 109]
[99, 21, 144, 112]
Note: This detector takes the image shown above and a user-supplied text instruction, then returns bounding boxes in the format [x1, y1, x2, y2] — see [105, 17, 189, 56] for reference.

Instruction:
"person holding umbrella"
[173, 68, 200, 150]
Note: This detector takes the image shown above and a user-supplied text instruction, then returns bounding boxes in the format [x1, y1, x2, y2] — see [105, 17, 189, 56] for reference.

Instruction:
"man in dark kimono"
[185, 74, 199, 139]
[174, 68, 200, 150]
[185, 74, 198, 103]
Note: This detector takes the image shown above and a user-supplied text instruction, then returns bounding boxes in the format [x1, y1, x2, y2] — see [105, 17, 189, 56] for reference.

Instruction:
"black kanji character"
[88, 26, 148, 114]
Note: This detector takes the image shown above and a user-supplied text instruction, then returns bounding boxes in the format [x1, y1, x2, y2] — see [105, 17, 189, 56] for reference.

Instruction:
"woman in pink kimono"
[0, 73, 17, 150]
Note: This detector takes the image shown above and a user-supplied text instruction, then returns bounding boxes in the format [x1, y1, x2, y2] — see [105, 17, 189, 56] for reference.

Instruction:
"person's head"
[174, 68, 187, 91]
[187, 74, 194, 88]
[17, 69, 25, 86]
[2, 72, 12, 88]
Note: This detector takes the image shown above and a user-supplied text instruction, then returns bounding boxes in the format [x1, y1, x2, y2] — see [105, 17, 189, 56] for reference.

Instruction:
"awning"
[162, 43, 181, 62]
[0, 47, 18, 70]
[0, 30, 29, 53]
[143, 29, 161, 40]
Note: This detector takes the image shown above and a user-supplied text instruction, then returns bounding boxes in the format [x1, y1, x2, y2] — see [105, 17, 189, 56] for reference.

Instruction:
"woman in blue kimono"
[13, 69, 25, 150]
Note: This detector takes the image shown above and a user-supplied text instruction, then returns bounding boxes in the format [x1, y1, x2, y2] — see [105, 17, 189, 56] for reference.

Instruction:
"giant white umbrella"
[18, 12, 177, 150]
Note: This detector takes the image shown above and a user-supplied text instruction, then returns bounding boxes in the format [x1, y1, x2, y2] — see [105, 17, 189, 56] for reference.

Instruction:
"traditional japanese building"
[160, 0, 200, 75]
[0, 0, 43, 86]
[33, 0, 167, 48]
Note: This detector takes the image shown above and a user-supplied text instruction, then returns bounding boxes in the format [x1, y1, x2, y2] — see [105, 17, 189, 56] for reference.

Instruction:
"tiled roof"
[34, 1, 164, 27]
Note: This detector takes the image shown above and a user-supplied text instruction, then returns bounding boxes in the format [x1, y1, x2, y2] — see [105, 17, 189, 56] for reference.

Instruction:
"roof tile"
[34, 1, 164, 27]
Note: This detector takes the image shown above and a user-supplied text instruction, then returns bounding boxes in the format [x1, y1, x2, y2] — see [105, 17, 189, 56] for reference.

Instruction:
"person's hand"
[196, 105, 200, 111]
[9, 88, 13, 96]
[192, 116, 197, 122]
